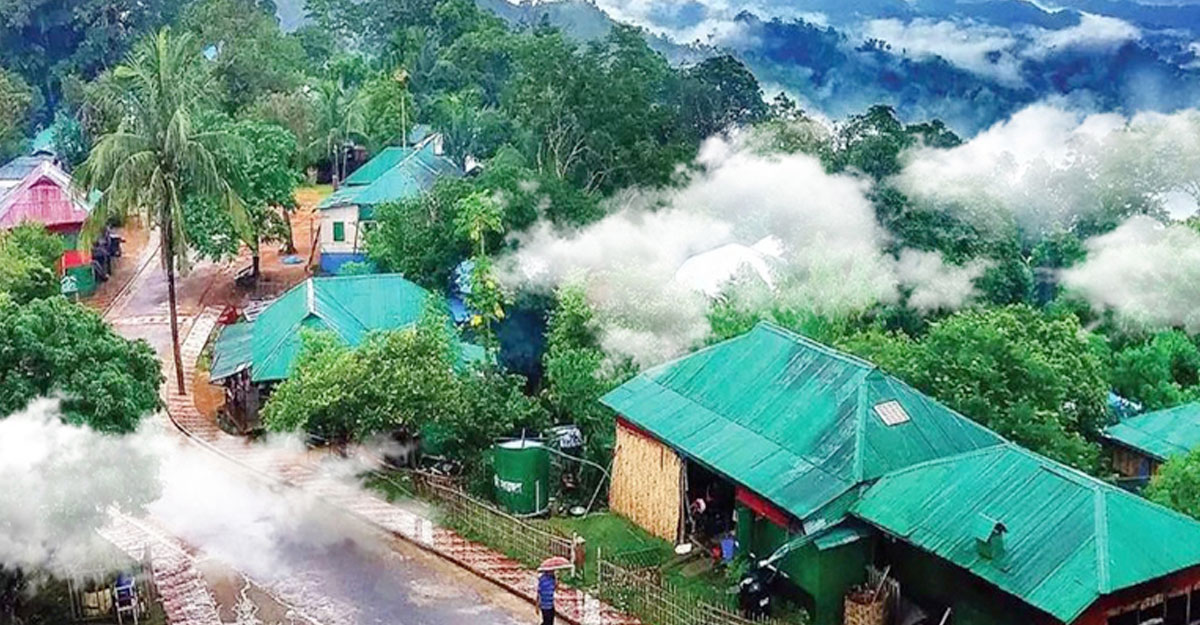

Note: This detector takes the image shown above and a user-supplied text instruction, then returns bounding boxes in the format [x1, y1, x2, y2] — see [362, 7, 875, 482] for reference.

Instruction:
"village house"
[1103, 402, 1200, 481]
[207, 273, 484, 430]
[603, 322, 1200, 625]
[316, 132, 460, 274]
[0, 141, 105, 296]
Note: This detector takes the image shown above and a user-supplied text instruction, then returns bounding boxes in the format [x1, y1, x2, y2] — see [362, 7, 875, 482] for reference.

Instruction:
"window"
[332, 221, 345, 242]
[873, 401, 911, 426]
[1165, 593, 1187, 625]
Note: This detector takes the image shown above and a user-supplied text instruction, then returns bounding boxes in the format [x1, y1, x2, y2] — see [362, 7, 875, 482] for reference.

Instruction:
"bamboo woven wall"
[610, 421, 683, 542]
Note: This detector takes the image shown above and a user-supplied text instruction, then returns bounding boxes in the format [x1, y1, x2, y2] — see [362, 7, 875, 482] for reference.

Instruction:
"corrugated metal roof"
[601, 322, 1003, 524]
[222, 273, 483, 382]
[0, 155, 52, 182]
[318, 141, 460, 212]
[209, 321, 255, 381]
[1103, 401, 1200, 461]
[343, 146, 414, 186]
[851, 443, 1200, 623]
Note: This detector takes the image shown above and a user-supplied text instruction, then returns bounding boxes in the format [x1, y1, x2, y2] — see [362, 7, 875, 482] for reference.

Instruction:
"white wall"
[319, 205, 361, 254]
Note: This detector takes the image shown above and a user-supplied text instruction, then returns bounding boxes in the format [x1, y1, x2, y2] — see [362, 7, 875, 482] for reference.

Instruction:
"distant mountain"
[479, 0, 1200, 132]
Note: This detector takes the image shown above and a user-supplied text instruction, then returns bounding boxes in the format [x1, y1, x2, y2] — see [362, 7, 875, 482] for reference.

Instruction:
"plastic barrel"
[493, 439, 550, 516]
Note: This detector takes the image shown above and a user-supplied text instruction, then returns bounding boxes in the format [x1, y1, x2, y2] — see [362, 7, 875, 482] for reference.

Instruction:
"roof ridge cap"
[754, 321, 879, 371]
[866, 442, 1009, 482]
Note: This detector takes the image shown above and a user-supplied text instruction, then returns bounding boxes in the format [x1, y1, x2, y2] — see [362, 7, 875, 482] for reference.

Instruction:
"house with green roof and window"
[208, 273, 484, 428]
[1103, 402, 1200, 483]
[603, 322, 1200, 625]
[316, 133, 461, 274]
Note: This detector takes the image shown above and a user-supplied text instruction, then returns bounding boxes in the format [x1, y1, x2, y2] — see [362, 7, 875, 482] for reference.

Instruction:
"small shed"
[316, 134, 460, 273]
[1103, 401, 1200, 480]
[209, 273, 485, 429]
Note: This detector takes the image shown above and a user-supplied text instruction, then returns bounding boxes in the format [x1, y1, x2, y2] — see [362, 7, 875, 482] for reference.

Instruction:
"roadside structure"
[1103, 401, 1200, 480]
[603, 322, 1200, 625]
[208, 273, 484, 429]
[316, 133, 459, 274]
[0, 146, 102, 296]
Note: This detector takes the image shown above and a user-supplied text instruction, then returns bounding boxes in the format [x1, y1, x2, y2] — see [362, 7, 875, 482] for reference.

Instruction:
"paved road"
[104, 235, 532, 625]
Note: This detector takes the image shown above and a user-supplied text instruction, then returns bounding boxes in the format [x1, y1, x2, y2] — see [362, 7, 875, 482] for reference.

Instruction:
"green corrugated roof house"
[1103, 402, 1200, 480]
[317, 136, 461, 274]
[209, 273, 484, 428]
[603, 323, 1200, 625]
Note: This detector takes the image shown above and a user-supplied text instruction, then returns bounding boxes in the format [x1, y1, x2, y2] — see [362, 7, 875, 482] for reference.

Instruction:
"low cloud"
[1062, 216, 1200, 330]
[1028, 13, 1141, 59]
[894, 104, 1200, 235]
[861, 19, 1024, 85]
[0, 399, 160, 574]
[896, 249, 991, 313]
[502, 134, 983, 365]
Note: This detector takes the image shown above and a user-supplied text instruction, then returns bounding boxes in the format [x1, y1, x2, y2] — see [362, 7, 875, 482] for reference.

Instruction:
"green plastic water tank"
[493, 439, 550, 516]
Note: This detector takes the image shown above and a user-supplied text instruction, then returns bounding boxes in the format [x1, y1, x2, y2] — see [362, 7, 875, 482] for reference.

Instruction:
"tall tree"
[0, 67, 36, 160]
[76, 28, 245, 395]
[310, 77, 363, 184]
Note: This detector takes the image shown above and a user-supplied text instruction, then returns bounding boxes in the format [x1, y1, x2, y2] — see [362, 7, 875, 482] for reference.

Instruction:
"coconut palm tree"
[309, 78, 365, 186]
[77, 28, 245, 396]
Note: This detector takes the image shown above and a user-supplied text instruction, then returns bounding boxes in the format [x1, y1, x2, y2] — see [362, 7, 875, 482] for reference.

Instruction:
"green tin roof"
[1103, 402, 1200, 461]
[209, 321, 255, 381]
[212, 274, 483, 383]
[318, 141, 460, 213]
[851, 444, 1200, 623]
[601, 322, 1004, 528]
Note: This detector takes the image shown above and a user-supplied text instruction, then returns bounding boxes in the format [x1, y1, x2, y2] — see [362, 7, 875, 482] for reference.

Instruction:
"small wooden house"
[1103, 402, 1200, 480]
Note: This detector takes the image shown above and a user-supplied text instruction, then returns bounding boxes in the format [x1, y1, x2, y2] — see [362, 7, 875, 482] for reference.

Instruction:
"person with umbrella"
[537, 556, 570, 625]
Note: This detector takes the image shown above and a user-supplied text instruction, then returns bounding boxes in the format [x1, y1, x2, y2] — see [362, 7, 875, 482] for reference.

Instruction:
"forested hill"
[475, 0, 1200, 133]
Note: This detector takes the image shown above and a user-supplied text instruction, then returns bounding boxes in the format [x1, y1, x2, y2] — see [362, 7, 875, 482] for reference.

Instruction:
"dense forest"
[2, 0, 1200, 518]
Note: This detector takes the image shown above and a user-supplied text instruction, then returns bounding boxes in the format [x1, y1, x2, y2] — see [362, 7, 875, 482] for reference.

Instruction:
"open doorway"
[684, 461, 736, 544]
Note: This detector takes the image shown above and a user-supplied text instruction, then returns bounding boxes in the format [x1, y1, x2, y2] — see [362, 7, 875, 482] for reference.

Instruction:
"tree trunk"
[251, 249, 261, 278]
[282, 205, 297, 254]
[164, 226, 187, 396]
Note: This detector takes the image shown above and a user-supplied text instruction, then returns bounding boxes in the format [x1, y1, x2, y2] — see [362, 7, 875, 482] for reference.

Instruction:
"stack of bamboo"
[610, 421, 683, 541]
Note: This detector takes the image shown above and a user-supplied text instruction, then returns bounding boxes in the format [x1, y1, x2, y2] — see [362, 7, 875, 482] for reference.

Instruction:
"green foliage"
[1112, 331, 1200, 411]
[360, 70, 416, 150]
[541, 285, 633, 489]
[840, 305, 1109, 472]
[1146, 447, 1200, 521]
[677, 55, 768, 139]
[262, 308, 461, 444]
[0, 0, 179, 108]
[0, 67, 35, 160]
[366, 178, 473, 289]
[180, 0, 306, 114]
[0, 224, 64, 304]
[183, 114, 300, 264]
[0, 296, 162, 433]
[264, 302, 545, 471]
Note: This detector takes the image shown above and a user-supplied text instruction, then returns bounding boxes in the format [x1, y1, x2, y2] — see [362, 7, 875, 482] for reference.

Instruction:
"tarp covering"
[1103, 401, 1200, 461]
[601, 322, 1003, 526]
[852, 443, 1200, 623]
